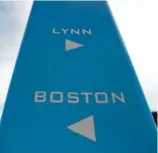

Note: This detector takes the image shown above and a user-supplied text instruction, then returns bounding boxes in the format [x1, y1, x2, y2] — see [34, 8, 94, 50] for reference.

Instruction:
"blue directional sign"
[0, 1, 157, 153]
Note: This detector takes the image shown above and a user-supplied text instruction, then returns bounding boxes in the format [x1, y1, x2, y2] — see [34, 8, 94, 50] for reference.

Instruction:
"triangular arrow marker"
[65, 39, 84, 51]
[67, 116, 96, 142]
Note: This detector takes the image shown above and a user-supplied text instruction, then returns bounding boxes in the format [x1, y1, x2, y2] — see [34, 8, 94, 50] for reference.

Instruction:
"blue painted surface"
[0, 1, 157, 153]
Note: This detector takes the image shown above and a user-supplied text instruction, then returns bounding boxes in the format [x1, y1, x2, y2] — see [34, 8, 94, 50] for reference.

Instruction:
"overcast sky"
[0, 0, 157, 117]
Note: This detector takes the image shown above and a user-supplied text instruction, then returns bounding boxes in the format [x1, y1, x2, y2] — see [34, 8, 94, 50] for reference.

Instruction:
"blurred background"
[0, 0, 157, 120]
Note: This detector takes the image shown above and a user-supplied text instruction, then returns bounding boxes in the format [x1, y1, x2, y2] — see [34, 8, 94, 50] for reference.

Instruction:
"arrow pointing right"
[65, 39, 84, 51]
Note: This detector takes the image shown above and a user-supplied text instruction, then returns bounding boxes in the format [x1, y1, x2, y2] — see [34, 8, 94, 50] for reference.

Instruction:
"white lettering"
[81, 92, 93, 104]
[50, 91, 63, 103]
[34, 91, 126, 104]
[35, 91, 46, 103]
[52, 28, 60, 34]
[61, 28, 69, 35]
[68, 92, 79, 104]
[95, 92, 108, 103]
[83, 29, 92, 35]
[71, 29, 80, 35]
[52, 28, 92, 36]
[111, 92, 125, 103]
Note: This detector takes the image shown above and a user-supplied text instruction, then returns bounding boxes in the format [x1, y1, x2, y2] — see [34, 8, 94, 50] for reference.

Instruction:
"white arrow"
[65, 39, 84, 51]
[67, 116, 96, 142]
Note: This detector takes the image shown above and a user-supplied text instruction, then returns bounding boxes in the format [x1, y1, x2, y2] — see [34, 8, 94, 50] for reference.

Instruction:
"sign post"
[0, 2, 156, 153]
